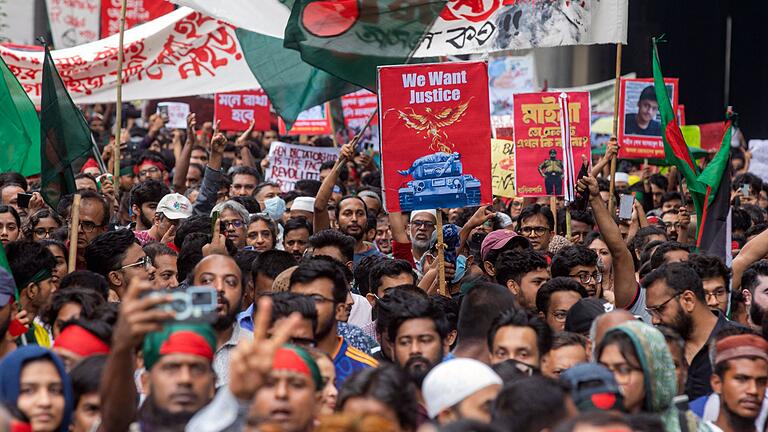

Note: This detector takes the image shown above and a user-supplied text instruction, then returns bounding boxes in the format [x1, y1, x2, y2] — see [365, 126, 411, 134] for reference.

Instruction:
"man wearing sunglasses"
[85, 229, 155, 299]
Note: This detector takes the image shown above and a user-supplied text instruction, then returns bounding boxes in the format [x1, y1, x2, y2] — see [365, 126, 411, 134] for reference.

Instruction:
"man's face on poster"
[637, 98, 659, 125]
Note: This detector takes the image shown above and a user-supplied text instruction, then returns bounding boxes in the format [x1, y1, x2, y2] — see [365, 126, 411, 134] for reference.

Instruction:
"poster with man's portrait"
[617, 77, 678, 159]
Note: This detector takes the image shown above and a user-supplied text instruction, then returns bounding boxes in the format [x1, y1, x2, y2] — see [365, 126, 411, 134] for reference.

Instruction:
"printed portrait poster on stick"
[214, 89, 271, 132]
[513, 91, 591, 197]
[491, 139, 515, 198]
[278, 103, 333, 135]
[617, 77, 678, 160]
[378, 61, 492, 212]
[265, 141, 339, 192]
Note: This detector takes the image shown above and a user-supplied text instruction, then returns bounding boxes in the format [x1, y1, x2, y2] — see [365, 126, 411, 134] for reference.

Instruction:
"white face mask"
[263, 196, 286, 221]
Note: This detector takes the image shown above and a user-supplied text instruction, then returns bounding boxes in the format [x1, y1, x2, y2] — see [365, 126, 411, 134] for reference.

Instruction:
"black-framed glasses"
[67, 220, 103, 233]
[119, 255, 153, 271]
[309, 294, 335, 304]
[704, 288, 729, 301]
[220, 219, 245, 230]
[520, 226, 550, 236]
[139, 166, 160, 177]
[570, 271, 603, 284]
[645, 293, 682, 317]
[33, 227, 57, 238]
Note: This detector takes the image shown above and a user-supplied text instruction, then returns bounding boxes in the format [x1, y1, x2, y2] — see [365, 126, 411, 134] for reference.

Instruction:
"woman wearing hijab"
[0, 346, 74, 432]
[596, 321, 699, 432]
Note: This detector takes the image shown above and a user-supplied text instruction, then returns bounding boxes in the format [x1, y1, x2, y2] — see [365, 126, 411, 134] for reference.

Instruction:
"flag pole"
[112, 0, 128, 181]
[608, 43, 623, 215]
[67, 194, 81, 272]
[436, 209, 446, 296]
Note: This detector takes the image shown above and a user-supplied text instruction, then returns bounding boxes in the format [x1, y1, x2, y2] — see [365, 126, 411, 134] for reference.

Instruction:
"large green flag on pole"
[0, 55, 40, 177]
[40, 45, 93, 210]
[283, 0, 447, 91]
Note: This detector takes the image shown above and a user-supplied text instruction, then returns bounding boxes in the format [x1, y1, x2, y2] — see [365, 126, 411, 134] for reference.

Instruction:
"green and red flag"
[0, 55, 40, 177]
[283, 0, 447, 91]
[40, 45, 93, 210]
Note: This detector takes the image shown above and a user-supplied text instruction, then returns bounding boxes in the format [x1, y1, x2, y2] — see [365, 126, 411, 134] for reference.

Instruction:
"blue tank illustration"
[397, 152, 481, 211]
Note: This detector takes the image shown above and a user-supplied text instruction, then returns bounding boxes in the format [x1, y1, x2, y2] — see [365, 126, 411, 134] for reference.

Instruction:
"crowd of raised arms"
[1, 108, 768, 432]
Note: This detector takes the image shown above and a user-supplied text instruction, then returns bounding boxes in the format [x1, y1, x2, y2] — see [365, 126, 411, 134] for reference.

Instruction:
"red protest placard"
[100, 0, 175, 38]
[378, 61, 492, 212]
[341, 89, 379, 129]
[512, 92, 591, 197]
[617, 77, 679, 160]
[278, 103, 334, 135]
[214, 90, 271, 132]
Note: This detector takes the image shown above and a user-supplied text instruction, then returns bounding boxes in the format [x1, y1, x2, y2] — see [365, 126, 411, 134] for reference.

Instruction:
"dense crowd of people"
[0, 108, 767, 432]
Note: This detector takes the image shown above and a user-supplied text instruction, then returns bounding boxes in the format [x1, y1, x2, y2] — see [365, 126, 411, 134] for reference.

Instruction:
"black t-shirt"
[624, 113, 662, 136]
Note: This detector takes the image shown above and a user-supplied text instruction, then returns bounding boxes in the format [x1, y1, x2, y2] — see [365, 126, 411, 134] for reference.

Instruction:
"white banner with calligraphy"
[0, 7, 259, 105]
[45, 0, 102, 48]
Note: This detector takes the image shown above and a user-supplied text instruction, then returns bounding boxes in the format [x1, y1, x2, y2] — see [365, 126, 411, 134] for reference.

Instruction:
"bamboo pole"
[608, 43, 623, 215]
[112, 0, 128, 180]
[67, 194, 81, 273]
[550, 196, 558, 235]
[436, 209, 446, 297]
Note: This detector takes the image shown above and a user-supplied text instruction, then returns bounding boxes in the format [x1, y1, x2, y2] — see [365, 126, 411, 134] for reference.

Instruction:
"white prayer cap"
[410, 209, 437, 222]
[422, 358, 503, 418]
[291, 197, 315, 213]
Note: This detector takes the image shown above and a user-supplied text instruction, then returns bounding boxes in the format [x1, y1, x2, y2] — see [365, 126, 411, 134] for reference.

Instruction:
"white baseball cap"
[422, 358, 502, 418]
[156, 193, 193, 220]
[291, 197, 315, 213]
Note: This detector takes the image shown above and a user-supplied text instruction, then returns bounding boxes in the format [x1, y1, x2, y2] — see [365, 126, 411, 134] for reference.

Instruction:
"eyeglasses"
[411, 220, 436, 230]
[33, 227, 57, 238]
[570, 271, 603, 284]
[602, 363, 642, 377]
[552, 310, 569, 322]
[139, 166, 160, 177]
[67, 220, 103, 233]
[119, 255, 153, 271]
[704, 288, 729, 301]
[309, 294, 336, 304]
[645, 293, 681, 317]
[220, 220, 245, 230]
[519, 226, 550, 236]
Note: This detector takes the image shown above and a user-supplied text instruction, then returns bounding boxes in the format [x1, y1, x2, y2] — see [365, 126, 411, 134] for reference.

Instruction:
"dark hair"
[284, 217, 313, 239]
[742, 261, 768, 295]
[596, 330, 642, 373]
[369, 259, 416, 298]
[74, 173, 98, 190]
[632, 226, 668, 254]
[5, 240, 56, 289]
[40, 286, 105, 329]
[23, 209, 63, 239]
[649, 241, 690, 270]
[130, 180, 169, 209]
[648, 173, 668, 192]
[0, 172, 27, 191]
[230, 165, 261, 182]
[253, 181, 280, 197]
[734, 172, 764, 195]
[252, 250, 297, 280]
[535, 277, 588, 315]
[494, 249, 548, 287]
[430, 294, 459, 336]
[375, 288, 429, 344]
[59, 271, 110, 301]
[78, 190, 111, 226]
[234, 249, 259, 284]
[713, 326, 761, 377]
[230, 196, 260, 213]
[741, 204, 765, 226]
[557, 209, 594, 236]
[320, 160, 348, 182]
[492, 376, 570, 431]
[174, 214, 212, 249]
[643, 261, 705, 302]
[59, 317, 113, 347]
[440, 420, 504, 432]
[516, 204, 554, 231]
[387, 295, 449, 344]
[491, 360, 530, 385]
[550, 246, 598, 278]
[84, 230, 138, 277]
[551, 331, 588, 350]
[188, 162, 205, 176]
[337, 365, 419, 431]
[177, 233, 209, 282]
[294, 179, 322, 196]
[659, 191, 682, 208]
[686, 253, 731, 288]
[0, 205, 20, 227]
[732, 207, 753, 233]
[137, 151, 168, 170]
[488, 307, 553, 357]
[746, 222, 768, 239]
[638, 85, 657, 102]
[265, 291, 318, 332]
[143, 242, 177, 260]
[352, 255, 386, 296]
[308, 229, 356, 263]
[552, 411, 632, 432]
[290, 257, 349, 304]
[456, 280, 517, 343]
[335, 195, 369, 220]
[69, 354, 107, 405]
[639, 240, 665, 267]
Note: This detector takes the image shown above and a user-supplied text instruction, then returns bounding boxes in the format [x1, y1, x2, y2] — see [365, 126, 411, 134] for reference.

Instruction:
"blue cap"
[0, 267, 15, 307]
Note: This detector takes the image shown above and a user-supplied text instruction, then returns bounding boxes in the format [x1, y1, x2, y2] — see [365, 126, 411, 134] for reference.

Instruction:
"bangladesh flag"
[0, 55, 40, 177]
[283, 0, 447, 91]
[653, 38, 732, 262]
[40, 45, 93, 210]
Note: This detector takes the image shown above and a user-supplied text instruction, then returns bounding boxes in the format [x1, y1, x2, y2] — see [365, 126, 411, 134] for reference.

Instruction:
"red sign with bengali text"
[214, 89, 271, 132]
[341, 89, 379, 129]
[617, 77, 679, 160]
[278, 103, 334, 135]
[100, 0, 175, 38]
[378, 61, 492, 212]
[513, 91, 591, 197]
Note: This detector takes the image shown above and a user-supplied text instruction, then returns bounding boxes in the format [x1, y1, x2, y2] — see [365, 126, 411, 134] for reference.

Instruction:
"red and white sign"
[101, 0, 175, 38]
[278, 103, 333, 135]
[378, 61, 492, 212]
[617, 77, 678, 160]
[341, 89, 378, 130]
[0, 8, 259, 105]
[214, 89, 271, 131]
[512, 91, 591, 197]
[45, 0, 101, 48]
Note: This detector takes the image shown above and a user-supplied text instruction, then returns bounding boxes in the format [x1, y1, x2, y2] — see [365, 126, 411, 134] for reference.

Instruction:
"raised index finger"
[253, 296, 273, 343]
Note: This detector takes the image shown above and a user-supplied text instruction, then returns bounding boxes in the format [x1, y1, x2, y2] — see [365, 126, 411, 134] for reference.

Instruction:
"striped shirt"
[332, 336, 378, 389]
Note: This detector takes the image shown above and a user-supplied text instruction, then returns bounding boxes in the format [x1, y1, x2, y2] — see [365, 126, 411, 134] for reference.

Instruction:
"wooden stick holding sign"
[608, 43, 623, 215]
[333, 108, 378, 176]
[436, 210, 446, 297]
[68, 194, 81, 273]
[550, 196, 558, 236]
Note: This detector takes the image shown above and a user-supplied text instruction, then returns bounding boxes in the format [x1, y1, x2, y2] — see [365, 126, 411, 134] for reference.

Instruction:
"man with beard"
[211, 201, 250, 250]
[192, 254, 253, 388]
[336, 196, 382, 267]
[410, 209, 437, 264]
[742, 261, 768, 330]
[100, 279, 216, 432]
[289, 258, 377, 388]
[387, 293, 450, 391]
[706, 334, 768, 432]
[644, 262, 744, 399]
[130, 180, 170, 232]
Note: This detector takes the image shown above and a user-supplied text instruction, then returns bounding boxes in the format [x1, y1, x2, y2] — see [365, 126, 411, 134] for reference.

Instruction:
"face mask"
[452, 255, 468, 283]
[263, 196, 286, 221]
